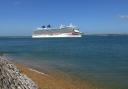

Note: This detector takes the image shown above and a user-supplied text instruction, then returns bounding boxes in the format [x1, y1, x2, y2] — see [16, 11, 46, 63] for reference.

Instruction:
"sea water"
[0, 35, 128, 89]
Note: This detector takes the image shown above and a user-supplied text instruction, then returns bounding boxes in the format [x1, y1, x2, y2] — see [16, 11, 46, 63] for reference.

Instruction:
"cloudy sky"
[0, 0, 128, 36]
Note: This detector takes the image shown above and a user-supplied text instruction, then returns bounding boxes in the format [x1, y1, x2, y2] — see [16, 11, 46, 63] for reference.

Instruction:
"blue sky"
[0, 0, 128, 36]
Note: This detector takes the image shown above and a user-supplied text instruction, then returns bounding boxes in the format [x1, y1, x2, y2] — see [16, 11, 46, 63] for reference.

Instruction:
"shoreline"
[15, 62, 98, 89]
[0, 55, 99, 89]
[16, 63, 87, 89]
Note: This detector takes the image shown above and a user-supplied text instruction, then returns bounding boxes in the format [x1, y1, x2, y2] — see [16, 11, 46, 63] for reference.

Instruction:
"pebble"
[0, 56, 38, 89]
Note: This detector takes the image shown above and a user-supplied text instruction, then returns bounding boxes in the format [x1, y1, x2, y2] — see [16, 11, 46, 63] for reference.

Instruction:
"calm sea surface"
[0, 35, 128, 89]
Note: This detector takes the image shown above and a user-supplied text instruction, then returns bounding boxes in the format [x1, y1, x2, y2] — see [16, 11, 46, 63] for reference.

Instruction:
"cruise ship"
[32, 24, 82, 38]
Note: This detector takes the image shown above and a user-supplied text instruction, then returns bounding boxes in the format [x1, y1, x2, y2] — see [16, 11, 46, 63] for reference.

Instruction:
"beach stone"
[0, 56, 38, 89]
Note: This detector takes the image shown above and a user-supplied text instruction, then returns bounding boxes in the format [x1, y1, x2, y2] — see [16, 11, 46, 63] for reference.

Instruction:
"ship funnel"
[41, 25, 45, 28]
[47, 24, 51, 28]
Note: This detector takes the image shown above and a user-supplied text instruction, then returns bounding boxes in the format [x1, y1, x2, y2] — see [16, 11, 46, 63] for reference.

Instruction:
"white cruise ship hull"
[32, 33, 82, 38]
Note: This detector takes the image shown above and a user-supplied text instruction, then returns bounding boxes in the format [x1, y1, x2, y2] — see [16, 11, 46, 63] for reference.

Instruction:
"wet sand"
[16, 63, 97, 89]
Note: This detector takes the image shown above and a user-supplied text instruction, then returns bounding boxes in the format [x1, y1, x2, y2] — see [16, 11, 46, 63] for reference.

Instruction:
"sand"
[16, 64, 97, 89]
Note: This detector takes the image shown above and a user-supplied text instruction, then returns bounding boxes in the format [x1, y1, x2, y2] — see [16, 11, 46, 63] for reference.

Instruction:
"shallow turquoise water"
[0, 35, 128, 89]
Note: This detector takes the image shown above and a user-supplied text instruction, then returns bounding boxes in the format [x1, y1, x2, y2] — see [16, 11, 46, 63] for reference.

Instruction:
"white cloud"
[119, 15, 128, 19]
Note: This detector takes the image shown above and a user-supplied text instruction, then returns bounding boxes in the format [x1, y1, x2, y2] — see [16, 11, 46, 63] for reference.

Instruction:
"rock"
[0, 56, 38, 89]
